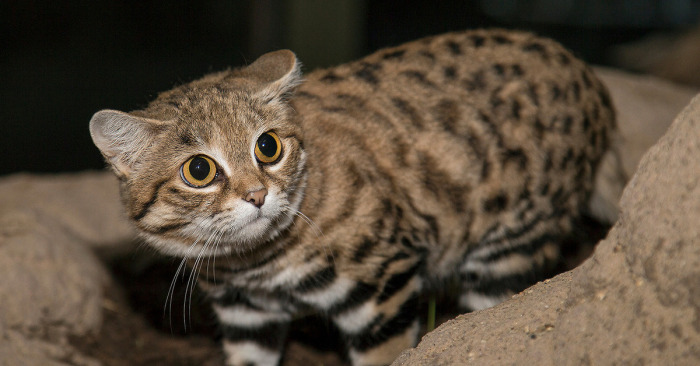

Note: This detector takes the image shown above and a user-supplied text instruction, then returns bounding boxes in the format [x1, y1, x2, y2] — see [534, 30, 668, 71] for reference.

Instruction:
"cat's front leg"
[332, 272, 422, 366]
[211, 289, 291, 366]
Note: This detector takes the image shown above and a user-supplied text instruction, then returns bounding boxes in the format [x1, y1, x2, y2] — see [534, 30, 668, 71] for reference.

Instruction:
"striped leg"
[212, 290, 291, 366]
[459, 228, 560, 311]
[332, 272, 422, 366]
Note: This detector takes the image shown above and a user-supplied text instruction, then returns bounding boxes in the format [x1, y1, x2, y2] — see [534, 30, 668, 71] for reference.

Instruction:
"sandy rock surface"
[393, 93, 700, 366]
[0, 69, 697, 365]
[0, 173, 130, 366]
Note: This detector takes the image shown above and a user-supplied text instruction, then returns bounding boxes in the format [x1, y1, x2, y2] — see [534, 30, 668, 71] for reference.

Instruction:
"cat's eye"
[254, 131, 282, 164]
[181, 155, 217, 187]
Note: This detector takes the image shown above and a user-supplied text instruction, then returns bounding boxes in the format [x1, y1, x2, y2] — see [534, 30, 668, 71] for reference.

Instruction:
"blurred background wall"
[2, 0, 699, 175]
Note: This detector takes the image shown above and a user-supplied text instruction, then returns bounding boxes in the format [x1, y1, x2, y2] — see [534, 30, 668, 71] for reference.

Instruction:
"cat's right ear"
[89, 109, 162, 177]
[244, 49, 302, 104]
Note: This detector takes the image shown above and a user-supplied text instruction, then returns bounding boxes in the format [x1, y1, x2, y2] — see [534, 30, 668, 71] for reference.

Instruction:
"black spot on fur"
[492, 34, 513, 44]
[533, 117, 545, 140]
[550, 84, 562, 101]
[353, 238, 379, 263]
[354, 62, 381, 85]
[446, 40, 462, 55]
[527, 83, 540, 106]
[322, 106, 348, 114]
[493, 63, 506, 76]
[504, 148, 528, 170]
[471, 34, 486, 47]
[464, 70, 487, 91]
[560, 148, 575, 169]
[543, 153, 553, 171]
[511, 100, 522, 119]
[434, 99, 459, 133]
[581, 70, 593, 88]
[392, 97, 423, 128]
[480, 160, 491, 180]
[511, 64, 524, 77]
[443, 66, 457, 80]
[321, 72, 343, 83]
[335, 93, 365, 107]
[419, 50, 436, 61]
[383, 49, 406, 60]
[483, 192, 508, 213]
[558, 51, 572, 65]
[522, 42, 548, 58]
[562, 116, 574, 134]
[476, 110, 505, 147]
[571, 82, 581, 101]
[600, 89, 613, 110]
[401, 70, 435, 88]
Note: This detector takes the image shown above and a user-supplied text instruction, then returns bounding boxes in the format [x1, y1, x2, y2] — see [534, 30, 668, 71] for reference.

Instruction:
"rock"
[392, 93, 700, 365]
[0, 172, 131, 366]
[588, 67, 697, 224]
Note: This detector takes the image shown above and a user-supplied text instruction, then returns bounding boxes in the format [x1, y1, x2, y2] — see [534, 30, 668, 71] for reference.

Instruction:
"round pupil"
[189, 157, 211, 181]
[258, 133, 278, 158]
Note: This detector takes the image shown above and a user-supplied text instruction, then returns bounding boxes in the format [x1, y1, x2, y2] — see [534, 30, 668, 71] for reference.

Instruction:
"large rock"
[392, 93, 700, 365]
[0, 173, 132, 366]
[588, 67, 697, 223]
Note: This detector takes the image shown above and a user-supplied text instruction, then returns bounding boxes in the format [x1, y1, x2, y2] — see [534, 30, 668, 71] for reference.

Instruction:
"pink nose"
[245, 188, 268, 208]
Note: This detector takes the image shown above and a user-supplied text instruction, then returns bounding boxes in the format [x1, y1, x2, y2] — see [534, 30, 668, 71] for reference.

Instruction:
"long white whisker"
[184, 226, 224, 331]
[184, 232, 213, 331]
[289, 208, 334, 264]
[293, 209, 324, 238]
[165, 237, 202, 333]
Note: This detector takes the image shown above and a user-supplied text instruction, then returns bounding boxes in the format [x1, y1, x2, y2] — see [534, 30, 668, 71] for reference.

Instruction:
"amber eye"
[181, 155, 217, 187]
[254, 131, 282, 164]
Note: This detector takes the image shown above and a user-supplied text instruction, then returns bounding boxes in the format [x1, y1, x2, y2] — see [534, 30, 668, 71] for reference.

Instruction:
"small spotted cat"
[90, 29, 614, 366]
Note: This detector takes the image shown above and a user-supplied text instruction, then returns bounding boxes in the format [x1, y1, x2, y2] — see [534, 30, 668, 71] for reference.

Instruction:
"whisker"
[289, 208, 335, 265]
[165, 237, 202, 333]
[293, 209, 324, 238]
[184, 231, 217, 331]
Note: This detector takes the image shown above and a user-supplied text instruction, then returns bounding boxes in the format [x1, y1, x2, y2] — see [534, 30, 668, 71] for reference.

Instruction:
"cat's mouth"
[139, 186, 304, 258]
[144, 208, 289, 258]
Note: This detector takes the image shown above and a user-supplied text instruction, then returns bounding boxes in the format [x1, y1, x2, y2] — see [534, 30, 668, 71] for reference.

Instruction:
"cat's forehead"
[166, 87, 268, 136]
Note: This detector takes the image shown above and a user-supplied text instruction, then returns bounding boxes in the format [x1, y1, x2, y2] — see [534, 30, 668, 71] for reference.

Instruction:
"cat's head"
[89, 50, 306, 257]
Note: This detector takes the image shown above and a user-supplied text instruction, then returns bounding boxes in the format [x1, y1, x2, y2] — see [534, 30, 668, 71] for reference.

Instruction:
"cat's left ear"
[244, 49, 302, 103]
[89, 109, 165, 178]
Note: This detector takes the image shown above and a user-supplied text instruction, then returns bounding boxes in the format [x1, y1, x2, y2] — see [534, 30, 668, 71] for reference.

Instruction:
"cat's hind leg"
[457, 221, 561, 311]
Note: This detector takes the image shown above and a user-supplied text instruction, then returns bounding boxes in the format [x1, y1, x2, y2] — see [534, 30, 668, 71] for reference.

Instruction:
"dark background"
[2, 0, 699, 176]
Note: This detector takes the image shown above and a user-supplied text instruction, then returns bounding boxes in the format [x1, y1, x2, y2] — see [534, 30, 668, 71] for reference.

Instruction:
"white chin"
[226, 217, 274, 244]
[140, 216, 282, 258]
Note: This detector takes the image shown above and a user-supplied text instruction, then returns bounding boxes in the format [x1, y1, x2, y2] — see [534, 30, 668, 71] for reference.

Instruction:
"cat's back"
[291, 29, 614, 255]
[294, 28, 612, 173]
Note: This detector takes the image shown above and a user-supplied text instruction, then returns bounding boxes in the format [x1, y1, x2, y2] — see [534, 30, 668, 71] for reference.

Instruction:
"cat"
[89, 29, 615, 366]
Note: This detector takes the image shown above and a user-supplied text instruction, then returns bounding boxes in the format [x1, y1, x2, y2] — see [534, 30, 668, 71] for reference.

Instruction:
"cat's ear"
[89, 109, 164, 177]
[244, 49, 302, 103]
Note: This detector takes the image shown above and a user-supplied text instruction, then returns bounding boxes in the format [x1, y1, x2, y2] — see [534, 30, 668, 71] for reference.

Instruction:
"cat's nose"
[244, 188, 268, 208]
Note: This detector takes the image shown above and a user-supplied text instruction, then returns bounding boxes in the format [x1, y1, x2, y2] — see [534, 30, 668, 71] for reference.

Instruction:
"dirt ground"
[68, 216, 606, 366]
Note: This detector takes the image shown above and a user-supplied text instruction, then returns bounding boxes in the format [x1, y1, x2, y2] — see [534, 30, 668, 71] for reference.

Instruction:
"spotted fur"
[90, 29, 615, 366]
